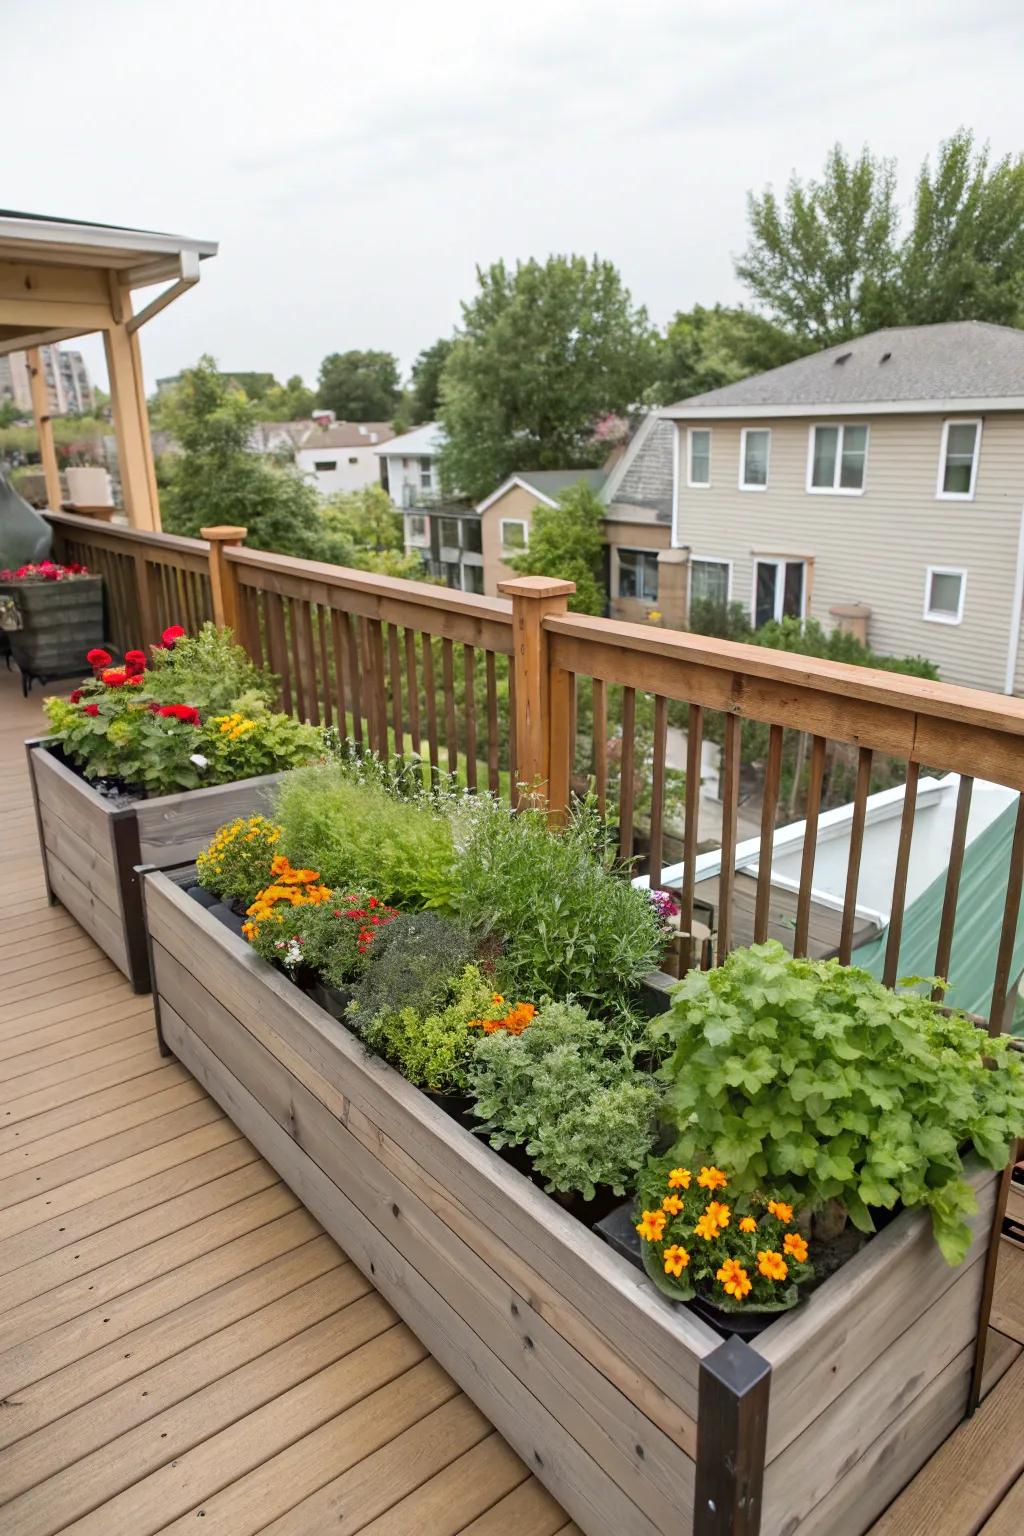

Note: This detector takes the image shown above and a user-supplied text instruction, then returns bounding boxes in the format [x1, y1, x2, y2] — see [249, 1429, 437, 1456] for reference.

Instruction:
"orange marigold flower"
[662, 1244, 690, 1278]
[739, 1216, 757, 1234]
[694, 1209, 724, 1241]
[783, 1232, 809, 1263]
[662, 1194, 684, 1216]
[667, 1167, 691, 1190]
[757, 1249, 789, 1282]
[716, 1258, 752, 1300]
[698, 1166, 728, 1191]
[635, 1209, 667, 1243]
[705, 1200, 730, 1229]
[768, 1200, 794, 1225]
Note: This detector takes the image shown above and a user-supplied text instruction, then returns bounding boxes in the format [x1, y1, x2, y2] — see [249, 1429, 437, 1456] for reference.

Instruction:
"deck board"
[0, 671, 564, 1535]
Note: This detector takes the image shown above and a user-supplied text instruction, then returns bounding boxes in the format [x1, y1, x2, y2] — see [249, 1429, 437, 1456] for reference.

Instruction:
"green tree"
[158, 357, 326, 560]
[653, 305, 810, 403]
[319, 484, 421, 576]
[509, 481, 607, 616]
[316, 350, 402, 421]
[439, 255, 659, 501]
[408, 338, 454, 423]
[257, 374, 316, 420]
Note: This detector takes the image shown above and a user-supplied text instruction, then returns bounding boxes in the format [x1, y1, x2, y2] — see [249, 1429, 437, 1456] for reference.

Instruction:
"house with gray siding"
[599, 415, 685, 621]
[660, 322, 1024, 695]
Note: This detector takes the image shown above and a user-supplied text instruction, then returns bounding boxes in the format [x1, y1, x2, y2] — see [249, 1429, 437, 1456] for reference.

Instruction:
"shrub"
[196, 815, 281, 904]
[347, 912, 477, 1023]
[248, 891, 397, 987]
[361, 964, 501, 1093]
[274, 764, 459, 912]
[202, 705, 324, 781]
[144, 624, 277, 711]
[657, 941, 1024, 1264]
[455, 797, 665, 1008]
[468, 1000, 660, 1199]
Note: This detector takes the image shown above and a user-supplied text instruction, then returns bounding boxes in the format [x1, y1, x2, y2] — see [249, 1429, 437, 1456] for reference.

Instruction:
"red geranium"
[124, 649, 147, 674]
[161, 625, 186, 647]
[86, 648, 112, 668]
[69, 689, 82, 704]
[157, 704, 200, 725]
[82, 704, 100, 717]
[102, 669, 131, 687]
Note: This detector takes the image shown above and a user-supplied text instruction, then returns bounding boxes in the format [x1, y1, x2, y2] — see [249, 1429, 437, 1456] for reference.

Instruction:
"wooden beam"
[103, 297, 160, 532]
[26, 346, 62, 510]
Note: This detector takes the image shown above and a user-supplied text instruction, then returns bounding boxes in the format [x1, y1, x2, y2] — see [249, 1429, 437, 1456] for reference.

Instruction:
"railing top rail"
[545, 611, 1024, 741]
[227, 544, 514, 626]
[44, 510, 211, 557]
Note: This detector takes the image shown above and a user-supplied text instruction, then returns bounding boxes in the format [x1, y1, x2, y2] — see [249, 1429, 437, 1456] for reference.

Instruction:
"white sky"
[6, 0, 1022, 395]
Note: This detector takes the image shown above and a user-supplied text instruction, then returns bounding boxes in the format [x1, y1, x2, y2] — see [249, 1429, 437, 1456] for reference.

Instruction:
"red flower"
[157, 703, 200, 725]
[86, 648, 112, 668]
[69, 689, 82, 703]
[162, 625, 186, 646]
[83, 704, 100, 717]
[147, 701, 161, 713]
[102, 669, 130, 687]
[124, 649, 147, 675]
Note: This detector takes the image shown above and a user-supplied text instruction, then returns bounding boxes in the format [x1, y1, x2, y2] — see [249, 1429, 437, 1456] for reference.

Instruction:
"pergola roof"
[0, 209, 217, 274]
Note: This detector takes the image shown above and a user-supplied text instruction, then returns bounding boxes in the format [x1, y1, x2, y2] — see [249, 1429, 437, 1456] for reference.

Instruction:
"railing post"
[201, 525, 248, 635]
[693, 1336, 771, 1536]
[498, 576, 574, 811]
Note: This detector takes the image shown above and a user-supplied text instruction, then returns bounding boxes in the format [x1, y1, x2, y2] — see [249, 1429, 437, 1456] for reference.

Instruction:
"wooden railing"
[45, 511, 1024, 1032]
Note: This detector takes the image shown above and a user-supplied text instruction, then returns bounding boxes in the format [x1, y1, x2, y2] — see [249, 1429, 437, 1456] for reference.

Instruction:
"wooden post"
[694, 1336, 771, 1536]
[26, 347, 62, 511]
[103, 285, 161, 532]
[201, 525, 248, 634]
[498, 575, 574, 809]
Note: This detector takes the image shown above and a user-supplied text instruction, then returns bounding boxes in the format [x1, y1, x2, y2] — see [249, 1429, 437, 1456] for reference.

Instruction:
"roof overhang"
[475, 475, 558, 514]
[661, 397, 1024, 421]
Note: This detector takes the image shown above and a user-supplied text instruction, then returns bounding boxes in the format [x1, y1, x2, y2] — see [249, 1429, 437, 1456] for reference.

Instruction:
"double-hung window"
[937, 421, 981, 499]
[501, 519, 528, 552]
[739, 428, 771, 490]
[689, 559, 731, 606]
[687, 428, 711, 487]
[808, 424, 868, 493]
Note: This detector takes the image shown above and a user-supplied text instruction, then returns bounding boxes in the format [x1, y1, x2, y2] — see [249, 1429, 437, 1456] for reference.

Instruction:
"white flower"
[190, 753, 209, 769]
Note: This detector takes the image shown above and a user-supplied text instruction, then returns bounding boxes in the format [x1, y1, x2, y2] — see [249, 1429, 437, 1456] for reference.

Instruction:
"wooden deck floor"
[2, 665, 1024, 1535]
[0, 670, 573, 1536]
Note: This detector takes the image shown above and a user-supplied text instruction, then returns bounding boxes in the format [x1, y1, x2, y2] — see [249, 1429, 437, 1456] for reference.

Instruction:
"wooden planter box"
[142, 867, 1002, 1536]
[26, 740, 285, 991]
[0, 574, 104, 690]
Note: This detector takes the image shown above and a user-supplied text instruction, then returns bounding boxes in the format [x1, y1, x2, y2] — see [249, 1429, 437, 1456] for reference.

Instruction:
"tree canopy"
[408, 338, 454, 423]
[653, 305, 811, 403]
[439, 255, 659, 501]
[509, 480, 607, 616]
[319, 484, 423, 577]
[255, 374, 316, 421]
[316, 350, 403, 421]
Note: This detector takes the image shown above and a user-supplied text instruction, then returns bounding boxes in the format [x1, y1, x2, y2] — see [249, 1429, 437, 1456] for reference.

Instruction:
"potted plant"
[0, 557, 103, 693]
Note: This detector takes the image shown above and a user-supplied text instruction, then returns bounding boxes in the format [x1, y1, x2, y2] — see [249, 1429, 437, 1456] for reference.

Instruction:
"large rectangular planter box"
[143, 867, 1001, 1536]
[1, 575, 105, 689]
[26, 739, 285, 991]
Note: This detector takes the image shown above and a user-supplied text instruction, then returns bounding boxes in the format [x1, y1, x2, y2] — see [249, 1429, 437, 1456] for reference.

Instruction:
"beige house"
[662, 322, 1024, 694]
[477, 469, 606, 594]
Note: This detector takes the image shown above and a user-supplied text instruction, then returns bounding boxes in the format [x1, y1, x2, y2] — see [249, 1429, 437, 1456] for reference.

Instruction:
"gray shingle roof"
[517, 468, 606, 498]
[667, 322, 1024, 410]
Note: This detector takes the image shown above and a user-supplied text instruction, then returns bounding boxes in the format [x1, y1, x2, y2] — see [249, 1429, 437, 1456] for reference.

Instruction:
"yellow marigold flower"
[662, 1244, 690, 1278]
[768, 1200, 794, 1225]
[694, 1211, 722, 1241]
[667, 1167, 691, 1190]
[757, 1249, 788, 1282]
[783, 1232, 809, 1263]
[705, 1200, 730, 1229]
[739, 1216, 757, 1234]
[716, 1259, 751, 1300]
[635, 1209, 667, 1243]
[698, 1166, 727, 1191]
[662, 1194, 684, 1216]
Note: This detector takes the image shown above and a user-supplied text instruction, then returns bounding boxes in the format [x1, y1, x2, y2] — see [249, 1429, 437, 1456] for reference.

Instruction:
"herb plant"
[361, 964, 500, 1093]
[657, 942, 1024, 1264]
[468, 1000, 660, 1199]
[347, 912, 477, 1023]
[144, 624, 277, 711]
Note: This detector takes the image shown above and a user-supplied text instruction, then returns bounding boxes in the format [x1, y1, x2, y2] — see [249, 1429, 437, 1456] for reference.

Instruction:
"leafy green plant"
[195, 815, 281, 904]
[468, 1001, 660, 1199]
[657, 942, 1024, 1264]
[347, 912, 478, 1024]
[455, 797, 666, 1008]
[274, 764, 459, 912]
[202, 704, 323, 780]
[248, 891, 397, 987]
[145, 625, 277, 711]
[361, 964, 498, 1093]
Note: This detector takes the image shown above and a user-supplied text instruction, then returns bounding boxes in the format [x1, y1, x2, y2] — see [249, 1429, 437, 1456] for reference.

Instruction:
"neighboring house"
[661, 321, 1024, 694]
[296, 421, 394, 496]
[376, 424, 483, 589]
[248, 420, 314, 457]
[477, 469, 606, 594]
[599, 414, 684, 622]
[376, 423, 445, 514]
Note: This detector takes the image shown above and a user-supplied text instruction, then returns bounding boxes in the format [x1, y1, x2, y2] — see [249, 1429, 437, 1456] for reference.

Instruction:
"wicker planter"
[0, 574, 104, 691]
[142, 866, 1002, 1536]
[26, 739, 286, 991]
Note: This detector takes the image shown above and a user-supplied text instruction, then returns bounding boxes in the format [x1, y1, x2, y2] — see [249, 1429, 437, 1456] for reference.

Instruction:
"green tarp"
[852, 796, 1024, 1031]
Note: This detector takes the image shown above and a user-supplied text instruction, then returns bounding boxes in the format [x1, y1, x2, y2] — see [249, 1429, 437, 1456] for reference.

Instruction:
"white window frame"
[615, 546, 661, 604]
[923, 565, 967, 626]
[751, 557, 807, 624]
[936, 419, 982, 501]
[500, 518, 529, 552]
[406, 513, 429, 544]
[688, 556, 733, 607]
[686, 427, 712, 488]
[739, 427, 771, 492]
[805, 423, 869, 496]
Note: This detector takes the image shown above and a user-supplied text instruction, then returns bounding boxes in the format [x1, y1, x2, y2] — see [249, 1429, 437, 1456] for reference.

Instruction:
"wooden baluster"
[592, 676, 608, 817]
[883, 761, 920, 988]
[754, 725, 784, 944]
[463, 645, 477, 791]
[264, 592, 291, 715]
[567, 673, 578, 785]
[442, 638, 458, 780]
[330, 608, 349, 740]
[681, 704, 703, 974]
[717, 714, 742, 964]
[405, 628, 422, 762]
[345, 612, 363, 747]
[297, 601, 319, 724]
[485, 651, 500, 794]
[648, 694, 668, 889]
[793, 734, 827, 959]
[422, 633, 439, 784]
[618, 686, 636, 863]
[839, 746, 874, 964]
[317, 605, 333, 728]
[507, 664, 518, 807]
[388, 624, 404, 759]
[931, 774, 973, 998]
[988, 792, 1024, 1035]
[548, 664, 573, 826]
[363, 619, 388, 755]
[286, 600, 308, 722]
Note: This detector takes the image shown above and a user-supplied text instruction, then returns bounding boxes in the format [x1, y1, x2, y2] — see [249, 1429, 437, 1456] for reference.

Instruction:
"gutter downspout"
[1003, 505, 1024, 696]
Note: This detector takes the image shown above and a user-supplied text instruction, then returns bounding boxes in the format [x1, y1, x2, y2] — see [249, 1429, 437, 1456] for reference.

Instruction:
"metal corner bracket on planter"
[140, 864, 1005, 1536]
[25, 737, 286, 991]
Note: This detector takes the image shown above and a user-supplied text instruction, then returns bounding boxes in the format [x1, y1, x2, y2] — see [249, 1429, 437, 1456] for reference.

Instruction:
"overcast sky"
[6, 0, 1022, 395]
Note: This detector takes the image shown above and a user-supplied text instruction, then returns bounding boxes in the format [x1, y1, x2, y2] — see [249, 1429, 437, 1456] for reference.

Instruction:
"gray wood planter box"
[142, 866, 1001, 1536]
[0, 574, 104, 688]
[26, 739, 284, 991]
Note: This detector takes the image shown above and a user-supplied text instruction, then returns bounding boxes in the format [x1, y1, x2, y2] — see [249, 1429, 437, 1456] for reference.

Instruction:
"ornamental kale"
[657, 942, 1024, 1264]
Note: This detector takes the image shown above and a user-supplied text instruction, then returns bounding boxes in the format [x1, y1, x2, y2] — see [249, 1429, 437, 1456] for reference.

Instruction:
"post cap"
[497, 576, 576, 599]
[201, 525, 248, 542]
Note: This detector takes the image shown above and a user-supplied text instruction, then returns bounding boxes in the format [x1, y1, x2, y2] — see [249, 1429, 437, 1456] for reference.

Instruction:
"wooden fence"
[46, 510, 1024, 1033]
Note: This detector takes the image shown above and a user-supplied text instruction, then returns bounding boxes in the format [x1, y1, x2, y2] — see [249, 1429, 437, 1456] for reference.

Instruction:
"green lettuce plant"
[657, 942, 1024, 1264]
[361, 964, 497, 1093]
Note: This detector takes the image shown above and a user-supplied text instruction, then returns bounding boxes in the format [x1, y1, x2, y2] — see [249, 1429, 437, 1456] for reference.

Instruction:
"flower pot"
[0, 574, 104, 692]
